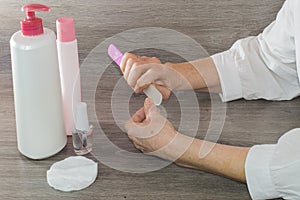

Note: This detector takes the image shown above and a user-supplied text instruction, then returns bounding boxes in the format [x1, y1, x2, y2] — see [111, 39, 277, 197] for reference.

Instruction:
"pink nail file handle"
[108, 44, 162, 105]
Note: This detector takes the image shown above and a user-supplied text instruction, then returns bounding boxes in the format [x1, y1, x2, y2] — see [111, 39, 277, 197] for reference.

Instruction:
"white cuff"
[211, 50, 243, 102]
[245, 144, 280, 200]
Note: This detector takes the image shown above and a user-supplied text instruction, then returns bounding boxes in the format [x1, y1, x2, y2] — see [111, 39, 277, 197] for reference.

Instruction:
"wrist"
[173, 135, 205, 169]
[165, 61, 206, 90]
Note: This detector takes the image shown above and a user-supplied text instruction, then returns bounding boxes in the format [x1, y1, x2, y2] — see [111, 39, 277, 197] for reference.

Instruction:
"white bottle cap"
[75, 102, 90, 131]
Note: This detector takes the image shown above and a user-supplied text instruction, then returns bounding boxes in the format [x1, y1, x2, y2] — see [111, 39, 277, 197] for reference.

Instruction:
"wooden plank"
[0, 0, 287, 199]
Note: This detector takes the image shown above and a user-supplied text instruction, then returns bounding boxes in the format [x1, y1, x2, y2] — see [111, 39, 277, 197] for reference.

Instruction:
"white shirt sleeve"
[245, 128, 300, 200]
[210, 1, 300, 199]
[211, 0, 300, 102]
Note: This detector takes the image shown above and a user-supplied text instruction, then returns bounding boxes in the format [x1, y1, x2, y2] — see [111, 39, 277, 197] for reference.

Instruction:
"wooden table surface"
[0, 0, 298, 199]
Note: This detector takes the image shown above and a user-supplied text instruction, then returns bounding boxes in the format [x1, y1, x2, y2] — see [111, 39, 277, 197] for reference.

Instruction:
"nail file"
[108, 44, 162, 105]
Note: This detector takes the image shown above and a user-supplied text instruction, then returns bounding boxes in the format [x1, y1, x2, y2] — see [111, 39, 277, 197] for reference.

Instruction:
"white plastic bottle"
[56, 18, 82, 136]
[10, 4, 67, 159]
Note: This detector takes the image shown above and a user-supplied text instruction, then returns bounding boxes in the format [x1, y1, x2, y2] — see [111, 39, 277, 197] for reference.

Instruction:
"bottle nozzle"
[26, 11, 35, 19]
[21, 4, 50, 36]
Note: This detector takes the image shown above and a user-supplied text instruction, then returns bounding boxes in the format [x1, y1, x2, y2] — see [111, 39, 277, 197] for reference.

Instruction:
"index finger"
[120, 52, 137, 73]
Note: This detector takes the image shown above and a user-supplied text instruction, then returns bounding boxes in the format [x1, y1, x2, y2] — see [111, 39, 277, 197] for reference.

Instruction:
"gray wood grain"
[0, 0, 293, 200]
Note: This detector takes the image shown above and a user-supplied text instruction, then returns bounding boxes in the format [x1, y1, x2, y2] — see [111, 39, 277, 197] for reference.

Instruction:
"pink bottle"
[56, 18, 82, 136]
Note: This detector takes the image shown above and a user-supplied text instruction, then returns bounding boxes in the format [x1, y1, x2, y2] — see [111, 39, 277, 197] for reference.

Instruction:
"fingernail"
[145, 98, 151, 105]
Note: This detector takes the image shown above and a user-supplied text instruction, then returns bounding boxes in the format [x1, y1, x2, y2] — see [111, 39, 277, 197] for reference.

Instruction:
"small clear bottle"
[72, 102, 93, 155]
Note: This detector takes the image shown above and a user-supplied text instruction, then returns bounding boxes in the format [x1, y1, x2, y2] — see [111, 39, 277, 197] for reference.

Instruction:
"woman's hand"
[125, 98, 184, 160]
[125, 98, 249, 182]
[120, 53, 183, 100]
[120, 53, 221, 98]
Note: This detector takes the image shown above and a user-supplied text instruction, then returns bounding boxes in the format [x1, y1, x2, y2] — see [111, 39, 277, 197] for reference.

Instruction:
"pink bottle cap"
[56, 18, 76, 42]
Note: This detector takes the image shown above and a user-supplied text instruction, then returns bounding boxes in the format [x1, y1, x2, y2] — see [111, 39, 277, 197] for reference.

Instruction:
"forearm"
[175, 134, 250, 183]
[168, 57, 221, 92]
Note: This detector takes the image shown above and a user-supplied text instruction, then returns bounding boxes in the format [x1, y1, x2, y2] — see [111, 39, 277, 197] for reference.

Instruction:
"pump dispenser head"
[21, 4, 50, 36]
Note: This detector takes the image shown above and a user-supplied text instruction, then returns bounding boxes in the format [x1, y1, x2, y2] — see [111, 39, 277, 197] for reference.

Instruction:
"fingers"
[124, 103, 147, 132]
[134, 69, 160, 92]
[127, 63, 152, 88]
[127, 134, 145, 152]
[134, 82, 171, 99]
[120, 53, 172, 101]
[124, 106, 146, 134]
[121, 52, 155, 74]
[125, 98, 161, 138]
[123, 58, 135, 80]
[155, 85, 171, 100]
[131, 107, 146, 123]
[120, 53, 163, 92]
[120, 52, 137, 73]
[143, 98, 157, 120]
[132, 142, 147, 153]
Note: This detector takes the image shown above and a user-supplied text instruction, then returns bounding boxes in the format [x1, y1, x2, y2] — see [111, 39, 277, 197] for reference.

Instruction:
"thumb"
[155, 85, 171, 100]
[144, 98, 158, 119]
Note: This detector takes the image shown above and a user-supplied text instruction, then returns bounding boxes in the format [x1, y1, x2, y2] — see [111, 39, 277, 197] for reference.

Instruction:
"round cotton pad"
[47, 156, 98, 192]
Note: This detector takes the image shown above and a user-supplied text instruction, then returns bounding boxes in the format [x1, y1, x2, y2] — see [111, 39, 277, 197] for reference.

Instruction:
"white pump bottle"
[10, 4, 67, 159]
